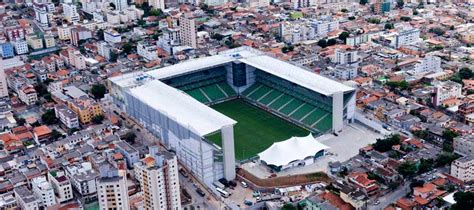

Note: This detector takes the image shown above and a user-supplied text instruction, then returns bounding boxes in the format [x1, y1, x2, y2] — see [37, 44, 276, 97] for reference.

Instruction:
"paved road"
[369, 182, 410, 210]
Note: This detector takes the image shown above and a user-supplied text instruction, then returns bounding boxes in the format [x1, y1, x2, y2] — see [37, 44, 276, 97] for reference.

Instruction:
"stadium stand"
[242, 82, 333, 133]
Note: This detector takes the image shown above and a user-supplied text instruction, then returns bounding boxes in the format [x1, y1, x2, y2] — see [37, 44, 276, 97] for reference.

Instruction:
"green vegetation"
[90, 84, 107, 99]
[290, 12, 303, 19]
[398, 160, 418, 178]
[373, 134, 401, 152]
[452, 191, 474, 210]
[124, 132, 137, 144]
[359, 0, 368, 5]
[338, 31, 350, 42]
[384, 23, 394, 30]
[41, 109, 58, 125]
[386, 80, 409, 90]
[206, 100, 308, 160]
[429, 27, 446, 36]
[367, 18, 381, 24]
[400, 16, 411, 22]
[92, 114, 105, 124]
[435, 152, 459, 167]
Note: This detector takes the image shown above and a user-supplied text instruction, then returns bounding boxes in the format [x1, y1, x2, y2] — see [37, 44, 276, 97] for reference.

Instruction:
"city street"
[369, 182, 410, 210]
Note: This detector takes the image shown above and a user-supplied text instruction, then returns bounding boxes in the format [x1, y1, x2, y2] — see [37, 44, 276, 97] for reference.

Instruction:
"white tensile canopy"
[258, 134, 329, 167]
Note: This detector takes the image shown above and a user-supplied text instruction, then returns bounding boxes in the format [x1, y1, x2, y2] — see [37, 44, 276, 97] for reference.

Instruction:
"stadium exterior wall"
[121, 90, 224, 186]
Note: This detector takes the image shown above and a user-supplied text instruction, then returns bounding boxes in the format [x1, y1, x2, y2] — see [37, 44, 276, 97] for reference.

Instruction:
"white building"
[432, 81, 462, 107]
[57, 24, 72, 41]
[14, 186, 40, 210]
[179, 15, 197, 48]
[279, 22, 314, 44]
[114, 0, 128, 11]
[291, 0, 317, 9]
[134, 147, 181, 210]
[334, 64, 358, 80]
[65, 162, 100, 202]
[104, 29, 122, 43]
[204, 0, 228, 6]
[18, 85, 38, 105]
[98, 171, 129, 210]
[32, 176, 57, 207]
[451, 156, 474, 182]
[312, 18, 339, 37]
[412, 56, 442, 74]
[249, 0, 270, 7]
[454, 135, 474, 157]
[55, 104, 80, 129]
[33, 3, 52, 28]
[149, 0, 165, 10]
[13, 40, 29, 55]
[137, 41, 158, 61]
[107, 12, 121, 25]
[63, 3, 80, 23]
[157, 28, 181, 54]
[0, 62, 8, 98]
[48, 170, 73, 203]
[394, 29, 420, 48]
[97, 41, 112, 60]
[334, 48, 359, 65]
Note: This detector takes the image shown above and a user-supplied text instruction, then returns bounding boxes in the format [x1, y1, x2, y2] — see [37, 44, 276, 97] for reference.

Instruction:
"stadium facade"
[108, 47, 356, 187]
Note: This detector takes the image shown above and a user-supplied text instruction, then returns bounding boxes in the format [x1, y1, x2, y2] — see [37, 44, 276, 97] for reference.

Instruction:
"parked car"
[196, 188, 205, 197]
[244, 200, 253, 206]
[241, 181, 248, 188]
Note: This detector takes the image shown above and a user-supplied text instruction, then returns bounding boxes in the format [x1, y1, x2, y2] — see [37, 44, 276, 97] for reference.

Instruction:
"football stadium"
[108, 47, 356, 186]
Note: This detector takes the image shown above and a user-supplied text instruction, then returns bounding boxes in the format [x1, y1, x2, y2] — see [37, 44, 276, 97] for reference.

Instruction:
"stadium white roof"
[147, 47, 355, 96]
[129, 80, 236, 136]
[258, 134, 329, 166]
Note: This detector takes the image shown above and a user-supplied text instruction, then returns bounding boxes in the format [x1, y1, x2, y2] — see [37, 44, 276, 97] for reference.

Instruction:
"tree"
[327, 38, 337, 46]
[373, 134, 401, 152]
[367, 18, 381, 24]
[338, 31, 350, 42]
[16, 118, 26, 126]
[317, 39, 327, 48]
[51, 129, 63, 141]
[429, 27, 446, 36]
[122, 43, 133, 54]
[410, 179, 425, 190]
[109, 2, 116, 10]
[92, 114, 105, 124]
[359, 0, 368, 5]
[41, 109, 58, 125]
[400, 16, 411, 22]
[124, 132, 137, 143]
[442, 129, 459, 142]
[452, 191, 474, 210]
[397, 0, 404, 8]
[417, 158, 434, 174]
[281, 204, 297, 210]
[435, 152, 459, 167]
[348, 16, 356, 20]
[96, 29, 104, 40]
[398, 161, 418, 178]
[384, 23, 394, 30]
[91, 84, 107, 100]
[386, 80, 409, 90]
[341, 8, 348, 13]
[413, 9, 419, 15]
[149, 8, 163, 17]
[459, 67, 473, 79]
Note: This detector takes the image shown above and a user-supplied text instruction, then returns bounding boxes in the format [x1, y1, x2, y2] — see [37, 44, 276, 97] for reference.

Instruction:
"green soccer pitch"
[205, 99, 309, 161]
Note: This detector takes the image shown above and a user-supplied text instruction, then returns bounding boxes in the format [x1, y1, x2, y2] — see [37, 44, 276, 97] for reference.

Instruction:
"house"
[347, 172, 380, 196]
[33, 125, 52, 144]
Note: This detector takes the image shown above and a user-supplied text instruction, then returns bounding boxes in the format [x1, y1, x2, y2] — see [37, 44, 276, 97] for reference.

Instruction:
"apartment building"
[432, 81, 462, 107]
[65, 162, 100, 202]
[451, 156, 474, 182]
[179, 14, 197, 48]
[63, 3, 80, 23]
[58, 25, 72, 41]
[137, 41, 159, 61]
[32, 176, 57, 207]
[67, 97, 103, 124]
[0, 63, 8, 98]
[454, 135, 474, 156]
[14, 186, 40, 210]
[115, 141, 140, 168]
[18, 85, 38, 105]
[134, 147, 181, 210]
[13, 40, 29, 55]
[55, 104, 80, 129]
[47, 170, 73, 203]
[104, 29, 122, 44]
[44, 35, 56, 48]
[334, 48, 359, 65]
[412, 56, 442, 74]
[312, 17, 339, 37]
[394, 29, 420, 48]
[26, 34, 44, 50]
[97, 171, 129, 210]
